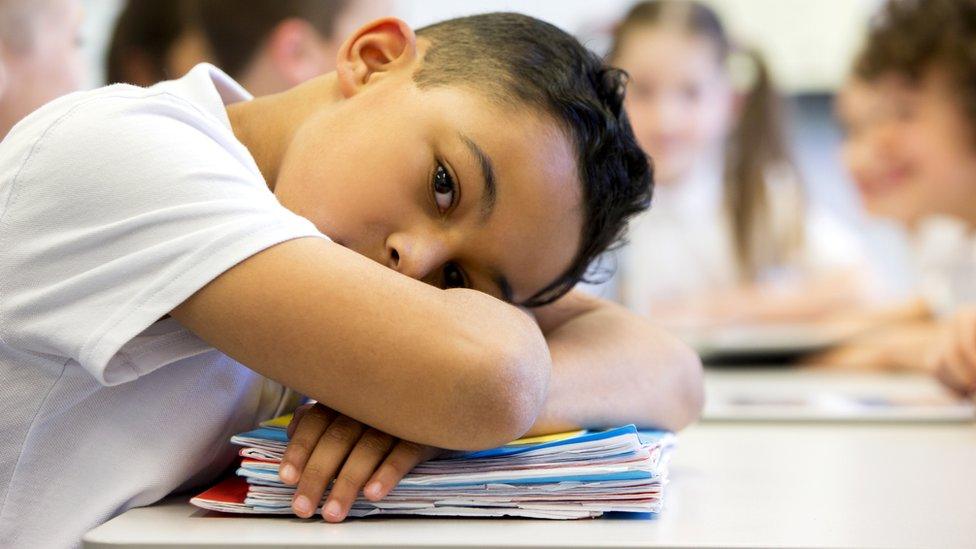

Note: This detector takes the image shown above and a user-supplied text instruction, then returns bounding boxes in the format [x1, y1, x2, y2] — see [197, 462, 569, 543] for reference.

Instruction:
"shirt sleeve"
[0, 92, 328, 385]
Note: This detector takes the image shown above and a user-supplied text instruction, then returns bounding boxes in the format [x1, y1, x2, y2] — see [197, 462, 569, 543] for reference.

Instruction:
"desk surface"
[84, 408, 976, 548]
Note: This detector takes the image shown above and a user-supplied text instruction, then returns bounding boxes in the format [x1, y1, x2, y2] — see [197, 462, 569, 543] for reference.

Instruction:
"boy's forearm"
[525, 293, 704, 436]
[305, 288, 552, 450]
[171, 239, 549, 452]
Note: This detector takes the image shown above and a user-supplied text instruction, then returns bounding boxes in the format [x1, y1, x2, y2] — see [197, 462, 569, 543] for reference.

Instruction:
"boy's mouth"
[858, 165, 913, 197]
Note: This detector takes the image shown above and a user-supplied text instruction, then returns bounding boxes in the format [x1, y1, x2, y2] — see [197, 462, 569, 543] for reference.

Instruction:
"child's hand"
[930, 308, 976, 396]
[278, 402, 442, 521]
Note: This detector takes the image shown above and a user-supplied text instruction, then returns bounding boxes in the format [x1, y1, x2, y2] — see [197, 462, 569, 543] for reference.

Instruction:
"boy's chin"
[864, 196, 929, 227]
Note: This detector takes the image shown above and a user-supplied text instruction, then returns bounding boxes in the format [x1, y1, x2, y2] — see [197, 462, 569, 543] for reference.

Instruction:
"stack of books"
[191, 418, 673, 520]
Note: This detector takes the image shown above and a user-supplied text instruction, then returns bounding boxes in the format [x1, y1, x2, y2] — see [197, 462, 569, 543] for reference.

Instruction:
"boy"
[0, 0, 86, 139]
[188, 0, 391, 95]
[105, 0, 203, 86]
[826, 0, 976, 379]
[107, 0, 387, 93]
[0, 13, 702, 547]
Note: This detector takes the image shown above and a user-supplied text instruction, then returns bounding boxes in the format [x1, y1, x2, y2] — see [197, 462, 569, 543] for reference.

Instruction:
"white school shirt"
[0, 64, 327, 548]
[618, 158, 864, 313]
[912, 215, 976, 317]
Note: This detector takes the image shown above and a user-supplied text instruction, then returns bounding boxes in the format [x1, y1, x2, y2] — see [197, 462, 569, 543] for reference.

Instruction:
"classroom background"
[77, 0, 904, 275]
[8, 0, 974, 546]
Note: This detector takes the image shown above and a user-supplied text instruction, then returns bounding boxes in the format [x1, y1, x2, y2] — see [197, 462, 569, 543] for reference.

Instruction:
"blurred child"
[106, 0, 389, 95]
[106, 0, 209, 87]
[815, 78, 945, 371]
[0, 0, 86, 139]
[187, 0, 390, 96]
[0, 13, 701, 545]
[823, 0, 976, 374]
[607, 0, 870, 327]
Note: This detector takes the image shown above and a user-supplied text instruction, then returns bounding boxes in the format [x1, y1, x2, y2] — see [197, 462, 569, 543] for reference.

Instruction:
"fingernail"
[365, 482, 383, 500]
[279, 463, 296, 483]
[293, 495, 313, 517]
[324, 500, 343, 520]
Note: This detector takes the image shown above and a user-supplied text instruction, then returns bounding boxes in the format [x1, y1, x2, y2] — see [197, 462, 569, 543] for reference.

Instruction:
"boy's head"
[843, 0, 976, 226]
[106, 0, 207, 87]
[0, 0, 86, 139]
[269, 14, 652, 307]
[189, 0, 390, 96]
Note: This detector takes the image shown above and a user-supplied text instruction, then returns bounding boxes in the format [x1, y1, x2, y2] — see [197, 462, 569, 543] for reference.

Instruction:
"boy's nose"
[386, 231, 451, 282]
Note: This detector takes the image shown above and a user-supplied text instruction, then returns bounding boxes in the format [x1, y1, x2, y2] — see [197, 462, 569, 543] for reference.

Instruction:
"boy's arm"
[526, 290, 704, 434]
[170, 237, 551, 451]
[931, 307, 976, 395]
[271, 288, 702, 521]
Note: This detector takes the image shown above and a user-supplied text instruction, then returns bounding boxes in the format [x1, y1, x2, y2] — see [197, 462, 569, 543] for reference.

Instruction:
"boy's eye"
[432, 163, 457, 212]
[443, 262, 468, 289]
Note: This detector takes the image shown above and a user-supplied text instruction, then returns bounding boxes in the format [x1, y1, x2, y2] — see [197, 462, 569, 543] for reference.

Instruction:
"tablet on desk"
[703, 369, 976, 422]
[681, 322, 865, 365]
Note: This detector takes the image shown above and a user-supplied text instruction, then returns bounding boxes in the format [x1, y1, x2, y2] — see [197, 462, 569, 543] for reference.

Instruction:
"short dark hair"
[415, 13, 654, 307]
[855, 0, 976, 133]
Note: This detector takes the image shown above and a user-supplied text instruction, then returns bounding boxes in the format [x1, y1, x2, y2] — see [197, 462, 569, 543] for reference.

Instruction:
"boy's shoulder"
[1, 65, 257, 197]
[0, 65, 265, 228]
[2, 64, 242, 166]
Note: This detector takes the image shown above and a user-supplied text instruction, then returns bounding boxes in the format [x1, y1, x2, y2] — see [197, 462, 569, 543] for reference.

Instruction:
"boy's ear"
[335, 17, 417, 98]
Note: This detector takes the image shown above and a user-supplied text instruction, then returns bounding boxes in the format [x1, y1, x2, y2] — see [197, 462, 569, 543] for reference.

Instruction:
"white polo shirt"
[0, 64, 326, 548]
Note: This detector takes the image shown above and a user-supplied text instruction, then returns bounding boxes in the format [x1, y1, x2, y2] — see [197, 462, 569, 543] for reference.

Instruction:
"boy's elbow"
[484, 341, 552, 444]
[665, 342, 705, 431]
[448, 315, 552, 450]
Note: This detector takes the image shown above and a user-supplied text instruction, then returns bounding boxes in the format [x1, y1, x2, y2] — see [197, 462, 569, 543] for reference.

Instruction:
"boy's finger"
[937, 350, 974, 396]
[321, 428, 395, 522]
[947, 341, 971, 390]
[363, 441, 441, 501]
[952, 313, 976, 371]
[949, 336, 976, 393]
[280, 404, 335, 485]
[286, 403, 314, 439]
[292, 415, 364, 518]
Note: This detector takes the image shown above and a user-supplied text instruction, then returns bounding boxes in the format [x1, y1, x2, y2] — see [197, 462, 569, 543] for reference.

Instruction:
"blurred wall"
[80, 0, 125, 88]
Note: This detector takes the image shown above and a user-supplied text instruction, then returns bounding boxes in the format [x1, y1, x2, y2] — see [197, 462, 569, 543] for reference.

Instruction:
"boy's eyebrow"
[455, 134, 510, 302]
[458, 133, 496, 221]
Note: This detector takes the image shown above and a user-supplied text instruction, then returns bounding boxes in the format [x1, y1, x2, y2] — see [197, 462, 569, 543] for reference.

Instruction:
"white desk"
[84, 419, 976, 548]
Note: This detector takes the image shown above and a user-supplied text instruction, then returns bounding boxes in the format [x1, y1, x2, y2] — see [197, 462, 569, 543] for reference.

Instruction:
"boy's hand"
[279, 402, 442, 521]
[930, 308, 976, 396]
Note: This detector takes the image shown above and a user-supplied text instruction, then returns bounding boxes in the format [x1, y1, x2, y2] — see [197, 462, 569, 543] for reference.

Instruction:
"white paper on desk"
[348, 505, 602, 519]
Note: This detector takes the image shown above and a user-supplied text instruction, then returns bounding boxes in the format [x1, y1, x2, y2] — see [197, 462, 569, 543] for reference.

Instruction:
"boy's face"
[839, 71, 976, 226]
[273, 72, 584, 304]
[0, 0, 85, 130]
